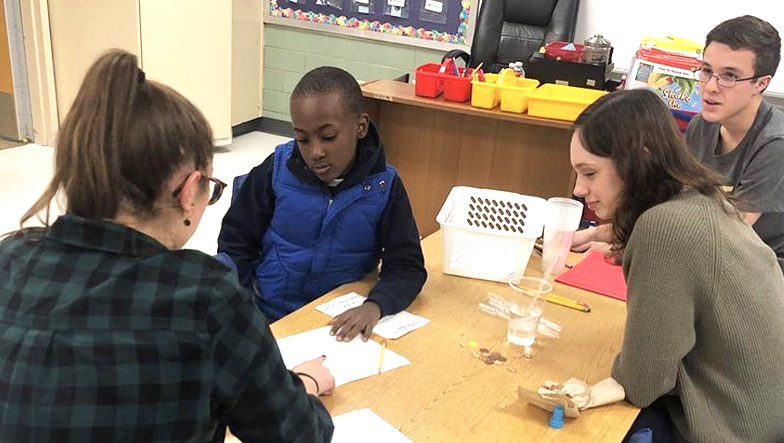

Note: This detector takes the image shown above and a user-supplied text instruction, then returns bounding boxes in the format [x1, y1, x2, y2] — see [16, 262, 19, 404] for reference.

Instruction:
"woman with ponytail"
[0, 50, 334, 442]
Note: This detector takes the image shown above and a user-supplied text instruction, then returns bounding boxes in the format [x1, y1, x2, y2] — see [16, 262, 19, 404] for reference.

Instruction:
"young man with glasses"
[572, 16, 784, 275]
[686, 15, 784, 274]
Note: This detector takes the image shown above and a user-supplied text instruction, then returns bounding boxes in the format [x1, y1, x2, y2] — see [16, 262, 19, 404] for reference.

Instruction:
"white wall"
[574, 1, 784, 96]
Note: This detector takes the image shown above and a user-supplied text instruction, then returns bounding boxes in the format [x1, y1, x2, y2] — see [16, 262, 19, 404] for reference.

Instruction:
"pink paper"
[556, 251, 628, 301]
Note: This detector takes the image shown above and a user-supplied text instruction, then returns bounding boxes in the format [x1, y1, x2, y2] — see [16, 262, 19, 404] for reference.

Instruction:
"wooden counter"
[362, 79, 576, 236]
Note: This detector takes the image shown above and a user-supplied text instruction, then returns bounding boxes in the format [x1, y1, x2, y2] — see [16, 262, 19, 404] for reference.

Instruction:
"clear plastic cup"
[507, 276, 552, 347]
[542, 197, 584, 276]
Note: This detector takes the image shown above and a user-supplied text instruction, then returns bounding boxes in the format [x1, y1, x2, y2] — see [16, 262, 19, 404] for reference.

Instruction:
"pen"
[546, 294, 591, 313]
[378, 340, 386, 375]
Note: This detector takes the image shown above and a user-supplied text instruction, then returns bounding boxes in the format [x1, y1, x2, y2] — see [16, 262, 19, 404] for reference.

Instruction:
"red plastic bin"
[543, 41, 584, 62]
[415, 63, 443, 98]
[442, 67, 473, 102]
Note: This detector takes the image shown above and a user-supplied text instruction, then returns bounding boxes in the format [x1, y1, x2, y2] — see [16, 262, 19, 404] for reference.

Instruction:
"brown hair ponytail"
[20, 49, 213, 228]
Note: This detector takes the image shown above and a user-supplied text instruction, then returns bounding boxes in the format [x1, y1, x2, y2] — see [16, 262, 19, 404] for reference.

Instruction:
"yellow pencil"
[378, 340, 386, 375]
[471, 62, 484, 81]
[546, 294, 591, 312]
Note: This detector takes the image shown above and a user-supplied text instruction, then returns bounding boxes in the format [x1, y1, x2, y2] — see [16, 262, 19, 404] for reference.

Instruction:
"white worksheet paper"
[332, 408, 414, 443]
[276, 326, 410, 387]
[316, 292, 430, 340]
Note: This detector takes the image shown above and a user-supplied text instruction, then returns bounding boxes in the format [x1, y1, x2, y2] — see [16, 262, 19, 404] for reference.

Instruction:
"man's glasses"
[695, 68, 764, 88]
[172, 173, 228, 205]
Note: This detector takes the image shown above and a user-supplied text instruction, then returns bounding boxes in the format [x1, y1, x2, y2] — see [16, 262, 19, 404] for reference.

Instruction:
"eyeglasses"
[172, 173, 228, 205]
[694, 68, 763, 88]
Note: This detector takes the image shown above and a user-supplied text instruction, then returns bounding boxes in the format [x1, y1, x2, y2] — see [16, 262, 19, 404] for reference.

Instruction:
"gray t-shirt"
[686, 100, 784, 274]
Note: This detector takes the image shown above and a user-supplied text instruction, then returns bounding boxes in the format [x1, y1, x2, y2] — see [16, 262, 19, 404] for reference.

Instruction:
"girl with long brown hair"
[571, 89, 784, 442]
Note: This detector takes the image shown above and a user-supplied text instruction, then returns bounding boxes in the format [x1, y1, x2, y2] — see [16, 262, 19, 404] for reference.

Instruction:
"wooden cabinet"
[47, 0, 235, 145]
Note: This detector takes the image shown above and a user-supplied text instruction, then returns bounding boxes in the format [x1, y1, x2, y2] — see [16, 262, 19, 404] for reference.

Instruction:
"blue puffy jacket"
[255, 141, 395, 318]
[217, 122, 426, 320]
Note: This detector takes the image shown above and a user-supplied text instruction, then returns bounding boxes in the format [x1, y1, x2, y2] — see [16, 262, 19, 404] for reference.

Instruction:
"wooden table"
[270, 232, 639, 442]
[362, 79, 575, 237]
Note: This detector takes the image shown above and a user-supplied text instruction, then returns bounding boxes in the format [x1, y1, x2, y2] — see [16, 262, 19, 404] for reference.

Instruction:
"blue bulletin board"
[265, 0, 476, 49]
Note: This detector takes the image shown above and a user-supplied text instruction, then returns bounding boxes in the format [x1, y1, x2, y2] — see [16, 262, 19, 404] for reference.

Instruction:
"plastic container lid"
[546, 197, 584, 231]
[585, 34, 611, 47]
[583, 34, 612, 65]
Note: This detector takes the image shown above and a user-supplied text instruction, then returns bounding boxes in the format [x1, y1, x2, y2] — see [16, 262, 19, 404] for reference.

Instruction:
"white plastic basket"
[436, 186, 547, 282]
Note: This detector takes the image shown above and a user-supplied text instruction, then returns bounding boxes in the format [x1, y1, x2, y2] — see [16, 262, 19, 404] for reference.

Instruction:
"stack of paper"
[276, 326, 410, 387]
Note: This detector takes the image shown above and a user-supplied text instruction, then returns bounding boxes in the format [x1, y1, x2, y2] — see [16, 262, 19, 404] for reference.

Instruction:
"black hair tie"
[137, 69, 146, 84]
[295, 372, 320, 395]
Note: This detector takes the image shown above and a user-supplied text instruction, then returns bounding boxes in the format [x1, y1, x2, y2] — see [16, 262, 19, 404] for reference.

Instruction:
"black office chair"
[459, 0, 580, 73]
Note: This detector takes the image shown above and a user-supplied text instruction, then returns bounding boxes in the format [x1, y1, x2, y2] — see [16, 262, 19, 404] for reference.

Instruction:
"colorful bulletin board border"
[267, 0, 473, 47]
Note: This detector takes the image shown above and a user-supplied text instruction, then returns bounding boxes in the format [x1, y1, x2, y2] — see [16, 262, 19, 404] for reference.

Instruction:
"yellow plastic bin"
[470, 69, 516, 109]
[498, 78, 540, 114]
[527, 84, 608, 121]
[470, 73, 501, 109]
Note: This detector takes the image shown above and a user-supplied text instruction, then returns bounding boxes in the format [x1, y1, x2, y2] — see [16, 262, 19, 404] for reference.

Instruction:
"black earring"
[184, 219, 191, 226]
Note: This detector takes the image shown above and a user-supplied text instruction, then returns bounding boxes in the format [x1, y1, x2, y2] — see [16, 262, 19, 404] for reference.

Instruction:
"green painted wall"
[263, 24, 443, 121]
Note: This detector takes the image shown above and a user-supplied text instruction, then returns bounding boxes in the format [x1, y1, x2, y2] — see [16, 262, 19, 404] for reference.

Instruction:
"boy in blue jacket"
[217, 67, 427, 341]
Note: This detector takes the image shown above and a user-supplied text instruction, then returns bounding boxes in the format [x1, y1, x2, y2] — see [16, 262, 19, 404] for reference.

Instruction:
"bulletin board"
[264, 0, 477, 50]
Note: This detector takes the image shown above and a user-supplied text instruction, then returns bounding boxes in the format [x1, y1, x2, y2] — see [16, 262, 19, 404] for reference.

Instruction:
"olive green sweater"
[613, 190, 784, 442]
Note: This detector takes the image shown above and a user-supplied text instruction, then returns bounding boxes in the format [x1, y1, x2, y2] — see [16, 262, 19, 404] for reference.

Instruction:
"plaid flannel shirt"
[0, 215, 333, 442]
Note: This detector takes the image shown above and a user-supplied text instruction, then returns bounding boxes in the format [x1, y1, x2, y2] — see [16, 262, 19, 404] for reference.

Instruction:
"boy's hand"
[329, 302, 382, 342]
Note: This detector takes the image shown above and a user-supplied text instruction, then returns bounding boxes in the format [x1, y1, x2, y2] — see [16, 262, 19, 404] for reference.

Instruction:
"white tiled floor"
[0, 131, 289, 254]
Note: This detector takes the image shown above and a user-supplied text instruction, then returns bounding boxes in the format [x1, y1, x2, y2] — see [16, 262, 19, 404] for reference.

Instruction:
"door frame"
[4, 0, 33, 141]
[18, 0, 58, 146]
